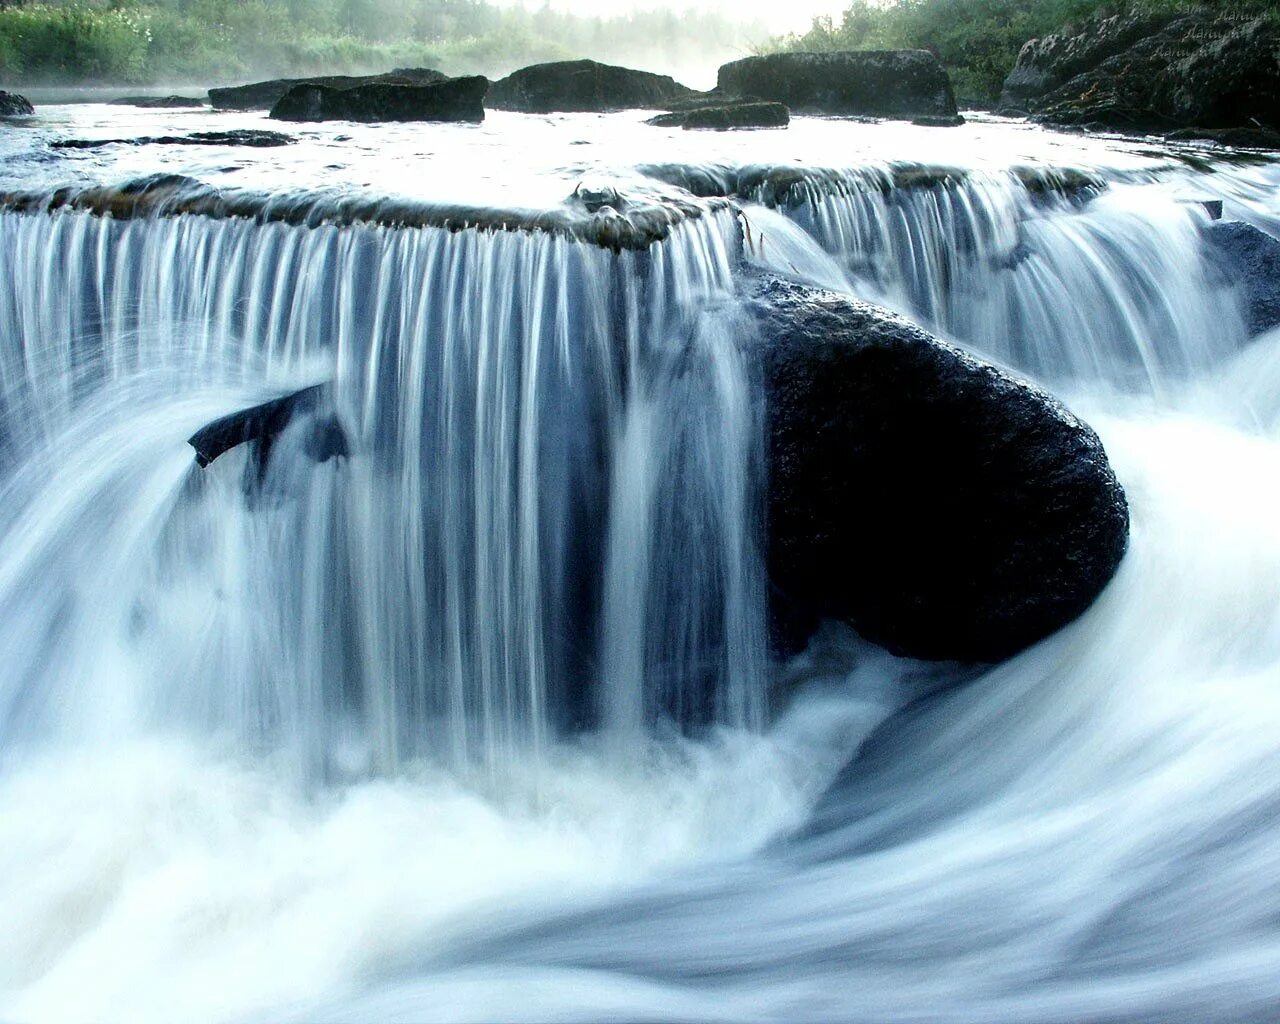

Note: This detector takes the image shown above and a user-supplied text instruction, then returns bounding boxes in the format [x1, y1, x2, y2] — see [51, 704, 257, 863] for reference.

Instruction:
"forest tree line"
[0, 0, 765, 85]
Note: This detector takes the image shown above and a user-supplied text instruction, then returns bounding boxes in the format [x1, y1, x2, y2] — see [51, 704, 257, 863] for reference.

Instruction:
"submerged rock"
[269, 77, 487, 123]
[52, 130, 292, 149]
[752, 275, 1129, 662]
[0, 91, 33, 116]
[487, 59, 695, 113]
[647, 102, 789, 130]
[109, 95, 205, 108]
[1204, 221, 1280, 338]
[716, 51, 958, 119]
[209, 68, 448, 111]
[1000, 12, 1280, 135]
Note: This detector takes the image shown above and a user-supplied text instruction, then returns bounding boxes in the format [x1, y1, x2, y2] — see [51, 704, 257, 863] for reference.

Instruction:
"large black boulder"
[716, 51, 957, 119]
[1204, 221, 1280, 338]
[270, 77, 487, 123]
[209, 68, 448, 111]
[752, 276, 1129, 662]
[486, 59, 695, 113]
[0, 91, 33, 116]
[1000, 12, 1280, 134]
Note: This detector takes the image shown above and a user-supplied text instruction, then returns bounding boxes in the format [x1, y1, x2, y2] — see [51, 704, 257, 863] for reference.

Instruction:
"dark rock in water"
[109, 95, 205, 108]
[209, 68, 448, 111]
[487, 59, 695, 113]
[716, 51, 958, 119]
[570, 181, 623, 213]
[0, 91, 33, 116]
[1204, 221, 1280, 338]
[1167, 126, 1280, 150]
[189, 384, 348, 477]
[911, 114, 965, 127]
[1000, 12, 1280, 135]
[52, 130, 292, 149]
[270, 77, 486, 123]
[661, 90, 767, 113]
[647, 102, 789, 130]
[752, 275, 1129, 662]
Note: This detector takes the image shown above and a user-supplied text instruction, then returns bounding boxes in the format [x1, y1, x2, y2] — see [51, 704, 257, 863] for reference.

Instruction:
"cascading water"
[3, 107, 1280, 1023]
[0, 204, 763, 779]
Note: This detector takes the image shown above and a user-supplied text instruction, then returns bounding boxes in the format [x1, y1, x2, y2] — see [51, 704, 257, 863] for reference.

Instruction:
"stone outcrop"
[269, 77, 487, 123]
[716, 51, 958, 119]
[646, 102, 789, 130]
[752, 275, 1129, 662]
[999, 11, 1280, 135]
[1204, 221, 1280, 338]
[209, 68, 448, 111]
[0, 91, 34, 116]
[486, 59, 695, 113]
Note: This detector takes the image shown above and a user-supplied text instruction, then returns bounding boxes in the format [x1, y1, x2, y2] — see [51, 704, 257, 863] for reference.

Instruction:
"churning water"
[1, 106, 1280, 1022]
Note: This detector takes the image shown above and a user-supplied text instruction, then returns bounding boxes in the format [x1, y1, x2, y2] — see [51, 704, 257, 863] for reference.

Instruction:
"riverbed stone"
[752, 274, 1129, 662]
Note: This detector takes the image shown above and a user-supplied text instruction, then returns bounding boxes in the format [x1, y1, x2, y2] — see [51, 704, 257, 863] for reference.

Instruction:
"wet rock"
[269, 77, 486, 123]
[0, 91, 33, 116]
[1204, 221, 1280, 338]
[911, 114, 965, 127]
[751, 275, 1129, 662]
[487, 59, 695, 113]
[209, 68, 448, 111]
[716, 51, 958, 119]
[571, 181, 623, 213]
[52, 130, 292, 149]
[1167, 126, 1280, 150]
[647, 102, 789, 130]
[109, 95, 205, 108]
[189, 384, 347, 477]
[1001, 12, 1280, 135]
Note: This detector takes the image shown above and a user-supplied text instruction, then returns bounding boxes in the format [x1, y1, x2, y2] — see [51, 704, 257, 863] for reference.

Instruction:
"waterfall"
[0, 205, 765, 778]
[746, 167, 1247, 391]
[4, 139, 1280, 1024]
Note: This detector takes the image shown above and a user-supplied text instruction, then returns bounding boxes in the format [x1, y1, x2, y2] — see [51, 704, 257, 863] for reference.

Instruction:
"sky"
[497, 0, 850, 34]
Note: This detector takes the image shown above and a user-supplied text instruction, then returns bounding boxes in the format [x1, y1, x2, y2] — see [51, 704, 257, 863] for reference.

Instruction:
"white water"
[1, 108, 1280, 1022]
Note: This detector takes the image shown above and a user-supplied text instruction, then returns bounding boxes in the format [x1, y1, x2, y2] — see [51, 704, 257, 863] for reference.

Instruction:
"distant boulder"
[269, 77, 487, 123]
[647, 102, 789, 130]
[752, 275, 1129, 662]
[1000, 12, 1280, 134]
[716, 51, 957, 119]
[0, 91, 33, 116]
[487, 59, 696, 113]
[1204, 221, 1280, 338]
[52, 130, 292, 149]
[209, 68, 448, 111]
[109, 95, 205, 108]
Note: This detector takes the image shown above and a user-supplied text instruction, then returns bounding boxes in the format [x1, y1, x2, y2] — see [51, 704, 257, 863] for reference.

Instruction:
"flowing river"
[1, 104, 1279, 1022]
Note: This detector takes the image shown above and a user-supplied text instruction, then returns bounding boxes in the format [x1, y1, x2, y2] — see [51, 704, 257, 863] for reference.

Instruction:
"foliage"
[763, 0, 1278, 106]
[0, 0, 766, 85]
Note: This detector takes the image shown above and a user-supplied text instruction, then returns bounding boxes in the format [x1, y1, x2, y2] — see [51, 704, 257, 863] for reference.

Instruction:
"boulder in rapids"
[209, 68, 448, 111]
[647, 102, 790, 130]
[486, 59, 696, 113]
[999, 11, 1280, 135]
[52, 130, 292, 149]
[715, 51, 958, 119]
[0, 91, 33, 116]
[109, 95, 206, 108]
[753, 275, 1129, 662]
[269, 76, 487, 123]
[1204, 221, 1280, 338]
